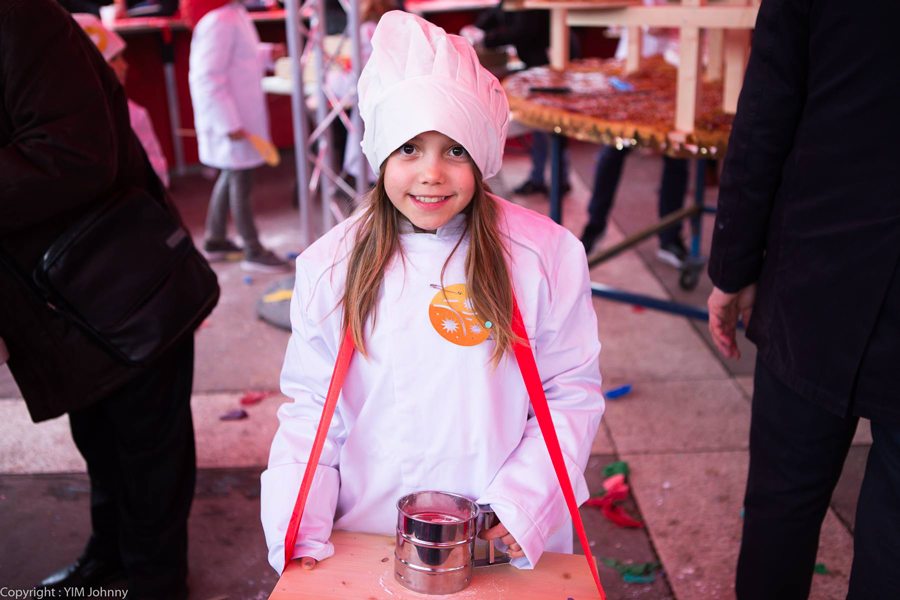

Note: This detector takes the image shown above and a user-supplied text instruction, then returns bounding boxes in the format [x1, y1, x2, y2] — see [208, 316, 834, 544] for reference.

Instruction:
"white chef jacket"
[261, 197, 604, 575]
[128, 100, 169, 189]
[188, 2, 272, 170]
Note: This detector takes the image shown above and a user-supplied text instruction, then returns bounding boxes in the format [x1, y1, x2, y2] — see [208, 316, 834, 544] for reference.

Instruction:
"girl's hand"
[298, 556, 317, 570]
[480, 522, 525, 558]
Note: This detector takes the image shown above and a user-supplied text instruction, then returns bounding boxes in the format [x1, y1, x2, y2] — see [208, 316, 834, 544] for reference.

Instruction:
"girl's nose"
[417, 155, 445, 185]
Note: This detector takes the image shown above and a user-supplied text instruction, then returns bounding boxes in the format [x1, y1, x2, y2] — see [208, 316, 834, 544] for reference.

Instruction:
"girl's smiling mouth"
[410, 194, 453, 209]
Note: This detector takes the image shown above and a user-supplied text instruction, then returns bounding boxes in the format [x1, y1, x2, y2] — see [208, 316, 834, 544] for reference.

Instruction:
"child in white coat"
[72, 13, 170, 189]
[184, 0, 289, 272]
[261, 11, 604, 577]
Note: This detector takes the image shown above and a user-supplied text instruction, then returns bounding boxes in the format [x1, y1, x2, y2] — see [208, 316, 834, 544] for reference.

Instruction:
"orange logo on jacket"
[428, 284, 491, 347]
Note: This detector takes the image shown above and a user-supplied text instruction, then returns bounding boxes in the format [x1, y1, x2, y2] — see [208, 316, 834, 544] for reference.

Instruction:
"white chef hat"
[358, 11, 510, 179]
[72, 13, 127, 63]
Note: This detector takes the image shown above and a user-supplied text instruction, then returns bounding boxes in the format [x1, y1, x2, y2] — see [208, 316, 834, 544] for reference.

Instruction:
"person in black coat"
[707, 0, 900, 598]
[0, 1, 214, 598]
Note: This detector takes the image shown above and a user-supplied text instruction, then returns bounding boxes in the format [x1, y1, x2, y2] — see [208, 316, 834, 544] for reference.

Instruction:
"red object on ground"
[240, 390, 276, 405]
[601, 503, 644, 528]
[585, 476, 644, 528]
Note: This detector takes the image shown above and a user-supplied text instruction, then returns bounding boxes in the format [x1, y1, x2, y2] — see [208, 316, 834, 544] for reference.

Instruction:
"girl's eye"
[449, 146, 468, 158]
[400, 144, 417, 156]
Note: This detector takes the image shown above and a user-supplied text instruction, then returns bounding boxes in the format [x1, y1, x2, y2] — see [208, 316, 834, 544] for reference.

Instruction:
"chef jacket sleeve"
[476, 239, 604, 569]
[189, 13, 243, 135]
[261, 261, 347, 574]
[708, 0, 811, 293]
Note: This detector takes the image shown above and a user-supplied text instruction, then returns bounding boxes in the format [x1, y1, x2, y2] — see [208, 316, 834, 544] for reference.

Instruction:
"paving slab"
[733, 377, 753, 401]
[602, 380, 750, 455]
[193, 265, 292, 395]
[0, 402, 85, 475]
[591, 420, 616, 456]
[191, 392, 285, 469]
[831, 445, 869, 533]
[594, 294, 728, 384]
[0, 365, 18, 398]
[0, 393, 286, 474]
[580, 454, 675, 600]
[0, 468, 277, 600]
[623, 451, 854, 600]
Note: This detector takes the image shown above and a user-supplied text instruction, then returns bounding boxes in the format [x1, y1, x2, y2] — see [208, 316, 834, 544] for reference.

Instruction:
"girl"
[261, 11, 604, 575]
[183, 0, 289, 272]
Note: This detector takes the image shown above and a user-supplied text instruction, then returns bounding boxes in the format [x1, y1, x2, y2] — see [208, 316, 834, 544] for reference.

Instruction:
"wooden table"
[503, 56, 734, 158]
[269, 531, 601, 599]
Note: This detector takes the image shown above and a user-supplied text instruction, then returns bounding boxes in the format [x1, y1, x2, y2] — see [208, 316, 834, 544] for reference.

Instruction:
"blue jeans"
[584, 145, 688, 245]
[529, 131, 570, 186]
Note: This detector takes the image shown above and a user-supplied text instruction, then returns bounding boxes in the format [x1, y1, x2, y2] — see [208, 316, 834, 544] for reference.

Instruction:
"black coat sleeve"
[0, 0, 120, 237]
[707, 0, 811, 293]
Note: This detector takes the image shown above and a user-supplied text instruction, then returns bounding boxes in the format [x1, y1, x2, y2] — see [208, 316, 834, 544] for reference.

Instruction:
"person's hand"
[459, 25, 485, 48]
[228, 128, 248, 141]
[270, 43, 287, 63]
[297, 556, 317, 570]
[707, 283, 757, 360]
[480, 522, 525, 559]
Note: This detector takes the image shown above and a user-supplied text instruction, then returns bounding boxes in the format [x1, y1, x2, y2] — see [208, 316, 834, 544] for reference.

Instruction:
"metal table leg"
[549, 133, 563, 224]
[160, 26, 186, 176]
[691, 158, 707, 258]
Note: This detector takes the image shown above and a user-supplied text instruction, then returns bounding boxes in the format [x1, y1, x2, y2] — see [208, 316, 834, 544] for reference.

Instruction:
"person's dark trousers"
[69, 338, 196, 597]
[583, 145, 688, 244]
[656, 156, 689, 246]
[529, 131, 569, 186]
[737, 357, 900, 599]
[847, 419, 900, 599]
[584, 145, 629, 236]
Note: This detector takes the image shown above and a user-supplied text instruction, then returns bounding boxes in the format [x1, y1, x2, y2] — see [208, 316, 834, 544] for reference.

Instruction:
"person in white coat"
[184, 0, 289, 272]
[72, 13, 170, 189]
[261, 11, 605, 576]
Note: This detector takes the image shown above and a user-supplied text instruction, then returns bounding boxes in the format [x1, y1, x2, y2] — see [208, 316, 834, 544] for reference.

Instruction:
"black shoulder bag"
[2, 185, 220, 367]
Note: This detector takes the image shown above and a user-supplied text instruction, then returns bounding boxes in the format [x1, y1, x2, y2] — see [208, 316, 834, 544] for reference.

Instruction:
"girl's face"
[383, 131, 475, 231]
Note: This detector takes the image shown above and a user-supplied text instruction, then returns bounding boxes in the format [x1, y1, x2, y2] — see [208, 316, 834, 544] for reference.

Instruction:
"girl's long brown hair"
[341, 165, 519, 367]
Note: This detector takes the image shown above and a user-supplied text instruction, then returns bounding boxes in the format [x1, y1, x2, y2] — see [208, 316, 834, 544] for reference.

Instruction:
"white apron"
[261, 197, 604, 574]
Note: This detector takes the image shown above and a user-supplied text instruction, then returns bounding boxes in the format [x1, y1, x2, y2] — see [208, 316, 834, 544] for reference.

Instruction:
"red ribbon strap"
[282, 297, 606, 599]
[282, 330, 355, 571]
[510, 297, 606, 600]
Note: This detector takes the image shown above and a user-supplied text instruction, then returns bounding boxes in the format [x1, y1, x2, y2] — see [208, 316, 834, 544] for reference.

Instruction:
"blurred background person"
[462, 2, 573, 198]
[184, 0, 290, 272]
[72, 13, 170, 188]
[579, 0, 689, 268]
